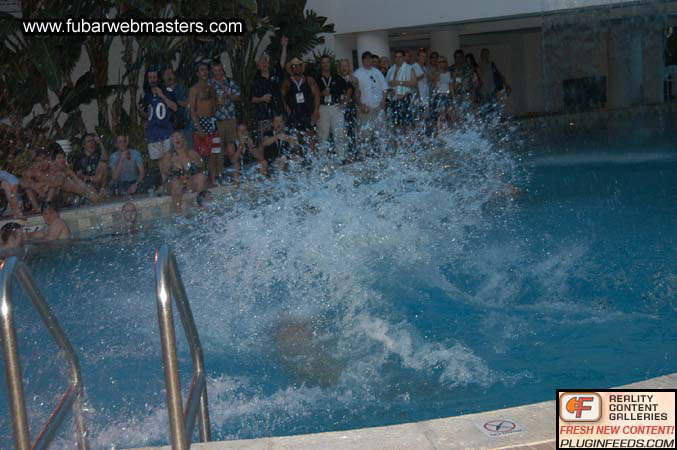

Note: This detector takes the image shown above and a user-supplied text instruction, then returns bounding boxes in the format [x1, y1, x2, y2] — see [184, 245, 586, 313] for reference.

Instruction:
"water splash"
[5, 119, 612, 449]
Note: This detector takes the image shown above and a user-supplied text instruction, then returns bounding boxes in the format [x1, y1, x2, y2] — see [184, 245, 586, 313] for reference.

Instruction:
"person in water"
[28, 203, 70, 241]
[1, 222, 24, 249]
[120, 201, 138, 234]
[167, 131, 207, 213]
[274, 317, 344, 388]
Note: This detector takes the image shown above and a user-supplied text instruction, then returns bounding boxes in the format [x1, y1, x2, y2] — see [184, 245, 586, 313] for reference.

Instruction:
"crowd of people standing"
[1, 39, 511, 249]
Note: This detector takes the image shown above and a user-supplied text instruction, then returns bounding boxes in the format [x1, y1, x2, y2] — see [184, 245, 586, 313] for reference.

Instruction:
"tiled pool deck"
[134, 373, 676, 450]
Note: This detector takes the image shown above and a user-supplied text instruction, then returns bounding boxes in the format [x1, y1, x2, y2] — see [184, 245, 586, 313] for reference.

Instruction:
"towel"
[388, 63, 413, 97]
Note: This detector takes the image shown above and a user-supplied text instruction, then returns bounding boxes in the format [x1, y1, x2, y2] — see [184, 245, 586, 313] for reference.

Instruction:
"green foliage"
[225, 0, 335, 127]
[304, 49, 337, 77]
[266, 0, 334, 61]
[225, 18, 273, 126]
[1, 0, 334, 161]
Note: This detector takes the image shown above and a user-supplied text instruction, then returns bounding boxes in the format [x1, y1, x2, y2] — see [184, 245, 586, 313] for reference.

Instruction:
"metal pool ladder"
[0, 256, 89, 450]
[154, 243, 211, 449]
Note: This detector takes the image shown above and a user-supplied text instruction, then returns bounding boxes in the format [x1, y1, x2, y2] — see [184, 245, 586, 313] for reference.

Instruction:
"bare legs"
[207, 152, 224, 187]
[1, 181, 22, 218]
[226, 143, 241, 187]
[63, 176, 100, 203]
[170, 173, 207, 212]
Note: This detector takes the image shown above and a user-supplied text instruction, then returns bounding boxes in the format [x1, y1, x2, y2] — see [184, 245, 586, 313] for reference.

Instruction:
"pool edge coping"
[130, 372, 677, 450]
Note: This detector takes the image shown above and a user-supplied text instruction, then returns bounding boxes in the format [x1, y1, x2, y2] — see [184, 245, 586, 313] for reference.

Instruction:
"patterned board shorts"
[199, 116, 217, 134]
[194, 116, 221, 157]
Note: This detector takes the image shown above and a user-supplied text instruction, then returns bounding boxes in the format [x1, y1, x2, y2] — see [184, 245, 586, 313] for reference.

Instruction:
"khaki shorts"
[148, 137, 172, 160]
[217, 118, 237, 152]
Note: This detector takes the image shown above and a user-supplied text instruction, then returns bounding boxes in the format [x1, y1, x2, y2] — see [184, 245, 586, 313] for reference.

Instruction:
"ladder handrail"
[154, 243, 211, 449]
[0, 256, 89, 450]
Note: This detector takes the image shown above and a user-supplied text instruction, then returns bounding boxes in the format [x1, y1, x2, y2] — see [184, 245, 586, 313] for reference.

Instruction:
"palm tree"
[0, 1, 126, 140]
[266, 0, 334, 62]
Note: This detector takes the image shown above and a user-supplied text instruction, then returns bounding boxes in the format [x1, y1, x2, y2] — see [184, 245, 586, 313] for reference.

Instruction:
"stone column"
[356, 31, 390, 62]
[430, 28, 459, 63]
[334, 35, 357, 67]
[608, 22, 642, 108]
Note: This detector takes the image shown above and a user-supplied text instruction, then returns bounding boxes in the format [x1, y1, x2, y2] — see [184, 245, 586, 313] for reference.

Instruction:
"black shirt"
[72, 150, 101, 177]
[251, 65, 285, 121]
[315, 74, 349, 106]
[285, 76, 314, 118]
[262, 128, 292, 162]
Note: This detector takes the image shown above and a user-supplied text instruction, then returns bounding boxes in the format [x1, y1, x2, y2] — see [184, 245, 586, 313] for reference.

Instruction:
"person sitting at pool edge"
[253, 114, 298, 177]
[167, 131, 207, 212]
[226, 123, 256, 186]
[1, 169, 24, 218]
[50, 144, 101, 204]
[110, 134, 146, 196]
[28, 203, 70, 241]
[72, 133, 109, 197]
[20, 148, 63, 213]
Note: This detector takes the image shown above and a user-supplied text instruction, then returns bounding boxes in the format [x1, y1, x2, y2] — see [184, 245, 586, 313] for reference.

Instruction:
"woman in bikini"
[167, 131, 207, 212]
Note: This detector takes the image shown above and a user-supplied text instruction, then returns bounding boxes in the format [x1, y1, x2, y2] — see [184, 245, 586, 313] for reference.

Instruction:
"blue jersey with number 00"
[142, 89, 176, 143]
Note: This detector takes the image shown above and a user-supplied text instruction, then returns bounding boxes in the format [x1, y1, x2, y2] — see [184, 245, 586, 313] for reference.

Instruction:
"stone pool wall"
[0, 188, 229, 239]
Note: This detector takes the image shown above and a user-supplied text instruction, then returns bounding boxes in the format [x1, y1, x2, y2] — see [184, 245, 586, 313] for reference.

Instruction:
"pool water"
[0, 129, 675, 449]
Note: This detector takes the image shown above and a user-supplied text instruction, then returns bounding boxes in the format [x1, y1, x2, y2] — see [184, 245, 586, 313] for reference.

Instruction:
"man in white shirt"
[353, 51, 388, 147]
[412, 49, 430, 103]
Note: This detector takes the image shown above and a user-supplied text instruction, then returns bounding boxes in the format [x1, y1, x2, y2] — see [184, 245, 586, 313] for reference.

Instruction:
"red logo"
[566, 396, 594, 418]
[559, 393, 602, 422]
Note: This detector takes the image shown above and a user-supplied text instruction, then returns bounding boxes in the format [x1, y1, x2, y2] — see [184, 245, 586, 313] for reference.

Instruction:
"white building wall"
[307, 0, 635, 35]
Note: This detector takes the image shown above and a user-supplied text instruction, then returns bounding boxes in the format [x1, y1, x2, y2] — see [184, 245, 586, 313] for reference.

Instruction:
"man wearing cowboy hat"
[281, 57, 320, 150]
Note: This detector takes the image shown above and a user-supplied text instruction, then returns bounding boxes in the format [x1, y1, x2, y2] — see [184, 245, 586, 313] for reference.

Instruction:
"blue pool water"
[0, 130, 675, 449]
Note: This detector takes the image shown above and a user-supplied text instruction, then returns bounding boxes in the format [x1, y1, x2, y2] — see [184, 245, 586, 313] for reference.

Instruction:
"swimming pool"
[1, 129, 675, 449]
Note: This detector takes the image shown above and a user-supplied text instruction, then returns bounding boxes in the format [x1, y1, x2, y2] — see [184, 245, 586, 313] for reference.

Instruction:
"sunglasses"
[291, 64, 300, 68]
